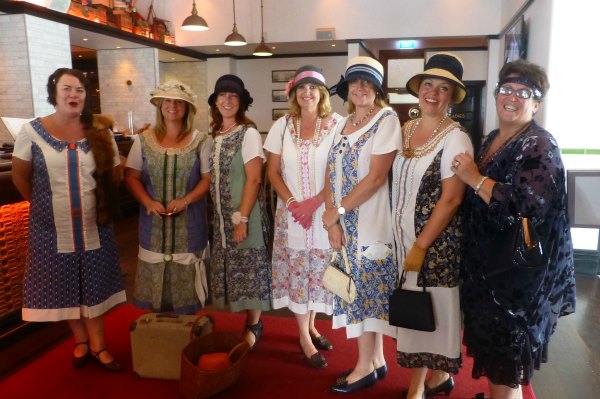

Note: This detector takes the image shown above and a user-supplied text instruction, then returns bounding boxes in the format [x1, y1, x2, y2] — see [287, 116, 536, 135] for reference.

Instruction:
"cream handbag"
[322, 246, 356, 303]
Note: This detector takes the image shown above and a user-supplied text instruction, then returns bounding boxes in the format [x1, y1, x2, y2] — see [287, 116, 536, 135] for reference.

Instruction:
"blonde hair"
[289, 85, 332, 118]
[153, 98, 195, 141]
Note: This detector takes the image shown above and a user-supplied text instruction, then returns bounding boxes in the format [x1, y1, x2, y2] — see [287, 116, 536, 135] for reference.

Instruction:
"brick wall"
[97, 47, 159, 134]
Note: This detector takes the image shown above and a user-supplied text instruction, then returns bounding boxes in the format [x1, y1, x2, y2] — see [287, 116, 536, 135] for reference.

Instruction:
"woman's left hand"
[327, 223, 344, 251]
[322, 207, 340, 231]
[451, 152, 480, 186]
[233, 222, 248, 243]
[165, 198, 187, 214]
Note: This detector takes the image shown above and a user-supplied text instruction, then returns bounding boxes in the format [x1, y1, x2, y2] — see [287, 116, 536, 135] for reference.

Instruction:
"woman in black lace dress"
[452, 60, 576, 399]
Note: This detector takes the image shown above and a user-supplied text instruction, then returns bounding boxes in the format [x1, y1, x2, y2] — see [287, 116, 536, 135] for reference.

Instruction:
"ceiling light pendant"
[253, 0, 272, 56]
[181, 0, 209, 31]
[224, 0, 246, 46]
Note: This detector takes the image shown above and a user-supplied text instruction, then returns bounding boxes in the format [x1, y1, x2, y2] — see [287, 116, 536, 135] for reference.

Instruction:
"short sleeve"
[242, 127, 266, 164]
[199, 135, 213, 174]
[125, 135, 143, 170]
[12, 123, 34, 162]
[263, 116, 288, 155]
[371, 112, 402, 155]
[441, 128, 474, 180]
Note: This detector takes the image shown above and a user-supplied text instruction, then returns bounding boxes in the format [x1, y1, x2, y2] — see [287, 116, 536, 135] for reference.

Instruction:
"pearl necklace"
[403, 116, 449, 159]
[295, 117, 322, 148]
[218, 123, 238, 135]
[350, 107, 375, 127]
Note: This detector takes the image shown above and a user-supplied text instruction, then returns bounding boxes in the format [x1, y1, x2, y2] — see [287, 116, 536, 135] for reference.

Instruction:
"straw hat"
[331, 56, 385, 101]
[406, 52, 467, 104]
[150, 81, 197, 114]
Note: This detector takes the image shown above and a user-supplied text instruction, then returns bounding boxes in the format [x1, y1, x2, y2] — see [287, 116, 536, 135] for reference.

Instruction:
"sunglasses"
[496, 85, 535, 100]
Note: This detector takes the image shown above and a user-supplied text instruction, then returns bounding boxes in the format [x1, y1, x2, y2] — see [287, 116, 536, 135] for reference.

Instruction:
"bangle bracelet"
[474, 176, 489, 195]
[285, 196, 296, 209]
[182, 196, 189, 209]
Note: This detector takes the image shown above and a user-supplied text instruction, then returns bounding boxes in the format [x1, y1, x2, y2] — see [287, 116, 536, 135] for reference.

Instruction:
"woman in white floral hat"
[125, 81, 213, 315]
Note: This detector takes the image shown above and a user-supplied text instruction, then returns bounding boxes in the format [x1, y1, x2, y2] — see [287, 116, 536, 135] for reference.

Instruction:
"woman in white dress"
[264, 65, 341, 369]
[322, 56, 401, 393]
[391, 53, 473, 399]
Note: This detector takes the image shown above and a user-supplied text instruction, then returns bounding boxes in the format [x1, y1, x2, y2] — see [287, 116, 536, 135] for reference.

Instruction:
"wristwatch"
[337, 205, 346, 215]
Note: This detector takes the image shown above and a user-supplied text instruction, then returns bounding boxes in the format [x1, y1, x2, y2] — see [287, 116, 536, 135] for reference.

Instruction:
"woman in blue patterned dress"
[391, 53, 473, 399]
[208, 75, 272, 349]
[453, 60, 576, 399]
[125, 81, 212, 314]
[322, 56, 401, 393]
[265, 65, 341, 369]
[12, 68, 125, 371]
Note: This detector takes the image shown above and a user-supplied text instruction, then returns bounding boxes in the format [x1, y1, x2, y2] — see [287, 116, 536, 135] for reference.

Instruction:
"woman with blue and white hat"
[322, 56, 402, 393]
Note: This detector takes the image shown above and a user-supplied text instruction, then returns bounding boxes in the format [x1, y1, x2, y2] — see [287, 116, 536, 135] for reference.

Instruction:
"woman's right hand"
[327, 223, 345, 251]
[144, 200, 166, 218]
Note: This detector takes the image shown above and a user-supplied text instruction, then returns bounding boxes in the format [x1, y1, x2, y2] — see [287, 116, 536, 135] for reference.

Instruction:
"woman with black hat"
[208, 74, 272, 349]
[264, 65, 342, 369]
[391, 52, 473, 399]
[322, 56, 401, 393]
[453, 60, 575, 399]
[125, 81, 212, 315]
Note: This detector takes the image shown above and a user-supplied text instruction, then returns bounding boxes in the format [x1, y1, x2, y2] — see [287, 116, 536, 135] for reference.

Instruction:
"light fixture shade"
[224, 25, 247, 46]
[253, 40, 272, 56]
[181, 1, 209, 31]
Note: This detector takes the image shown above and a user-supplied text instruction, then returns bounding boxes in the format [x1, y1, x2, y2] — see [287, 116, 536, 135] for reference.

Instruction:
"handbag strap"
[398, 270, 427, 293]
[340, 245, 351, 275]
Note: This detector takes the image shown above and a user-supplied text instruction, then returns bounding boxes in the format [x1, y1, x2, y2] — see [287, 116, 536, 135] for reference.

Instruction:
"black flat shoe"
[299, 343, 327, 369]
[331, 370, 377, 393]
[425, 375, 454, 396]
[311, 334, 333, 350]
[72, 341, 89, 369]
[375, 363, 387, 380]
[245, 319, 263, 350]
[472, 393, 489, 399]
[90, 348, 123, 372]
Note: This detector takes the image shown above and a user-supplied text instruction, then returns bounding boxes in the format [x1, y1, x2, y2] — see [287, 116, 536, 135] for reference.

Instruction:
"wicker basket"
[179, 332, 249, 399]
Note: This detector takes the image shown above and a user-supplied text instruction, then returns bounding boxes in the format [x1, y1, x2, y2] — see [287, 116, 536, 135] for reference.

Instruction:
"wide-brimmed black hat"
[406, 52, 466, 104]
[208, 74, 253, 111]
[330, 56, 385, 102]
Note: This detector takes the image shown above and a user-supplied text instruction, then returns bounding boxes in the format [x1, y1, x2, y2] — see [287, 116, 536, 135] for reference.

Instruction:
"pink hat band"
[293, 70, 326, 86]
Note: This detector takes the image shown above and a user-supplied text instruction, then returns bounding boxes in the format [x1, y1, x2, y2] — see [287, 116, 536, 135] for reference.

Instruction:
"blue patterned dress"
[14, 119, 126, 322]
[327, 108, 401, 338]
[461, 120, 576, 387]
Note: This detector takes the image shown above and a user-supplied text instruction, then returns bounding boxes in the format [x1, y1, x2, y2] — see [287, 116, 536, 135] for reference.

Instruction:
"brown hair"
[209, 104, 257, 137]
[289, 85, 332, 118]
[46, 68, 93, 128]
[499, 59, 549, 100]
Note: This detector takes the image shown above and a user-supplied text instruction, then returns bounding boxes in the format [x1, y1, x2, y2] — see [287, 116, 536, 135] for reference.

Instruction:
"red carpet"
[1, 305, 535, 399]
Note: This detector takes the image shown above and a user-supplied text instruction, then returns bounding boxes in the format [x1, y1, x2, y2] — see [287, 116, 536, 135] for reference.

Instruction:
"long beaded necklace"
[349, 107, 375, 127]
[218, 123, 238, 135]
[402, 116, 449, 158]
[479, 122, 530, 167]
[295, 117, 322, 148]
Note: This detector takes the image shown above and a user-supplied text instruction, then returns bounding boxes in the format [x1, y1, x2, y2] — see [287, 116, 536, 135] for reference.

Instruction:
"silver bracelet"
[474, 176, 489, 195]
[182, 196, 189, 209]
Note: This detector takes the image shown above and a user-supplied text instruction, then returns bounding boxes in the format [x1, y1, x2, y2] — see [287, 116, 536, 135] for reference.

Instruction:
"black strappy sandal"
[90, 348, 123, 372]
[72, 341, 89, 369]
[244, 319, 263, 350]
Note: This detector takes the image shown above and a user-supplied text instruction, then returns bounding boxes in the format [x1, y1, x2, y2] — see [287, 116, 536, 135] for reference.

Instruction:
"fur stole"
[85, 114, 120, 225]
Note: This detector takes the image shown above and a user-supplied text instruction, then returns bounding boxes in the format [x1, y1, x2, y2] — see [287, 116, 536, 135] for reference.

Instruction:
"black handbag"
[484, 216, 548, 278]
[388, 271, 436, 332]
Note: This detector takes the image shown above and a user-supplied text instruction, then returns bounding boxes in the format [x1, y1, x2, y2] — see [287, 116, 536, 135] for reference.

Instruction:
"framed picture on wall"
[504, 15, 527, 63]
[272, 89, 287, 102]
[272, 108, 288, 120]
[272, 70, 295, 83]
